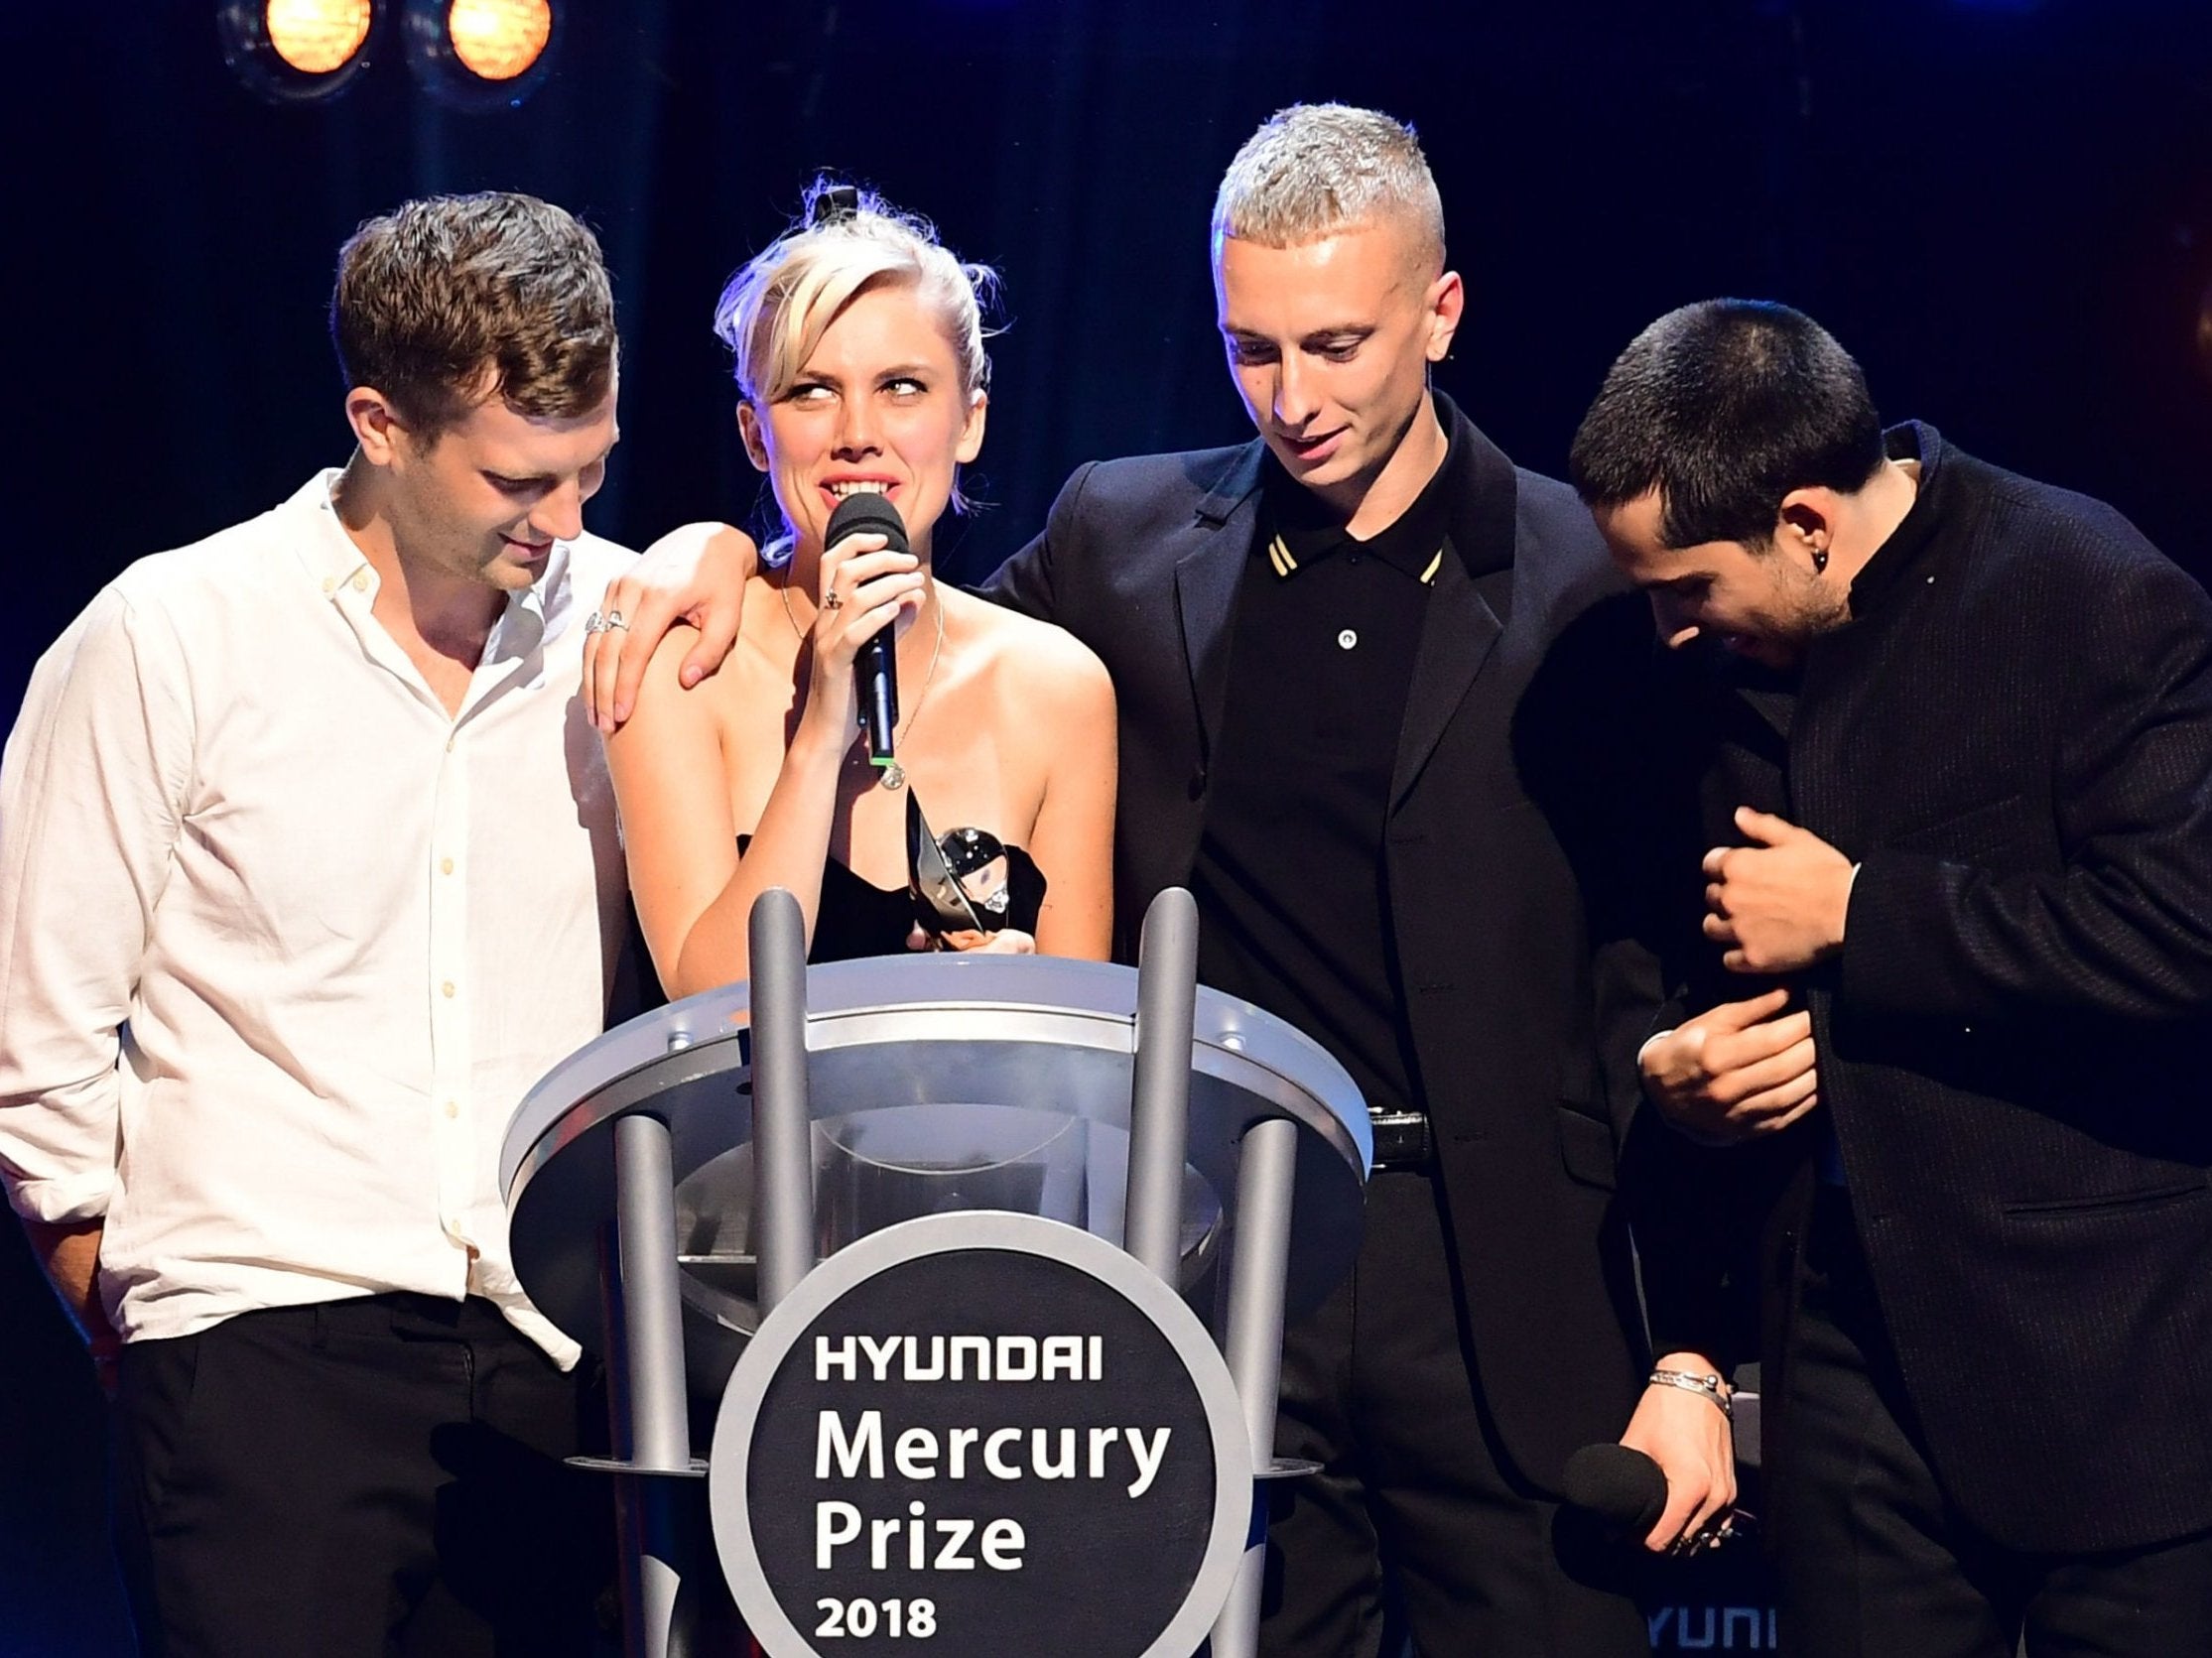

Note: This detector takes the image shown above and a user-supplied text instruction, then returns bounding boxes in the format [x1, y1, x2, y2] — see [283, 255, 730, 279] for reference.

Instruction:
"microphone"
[1561, 1443, 1667, 1542]
[824, 491, 907, 776]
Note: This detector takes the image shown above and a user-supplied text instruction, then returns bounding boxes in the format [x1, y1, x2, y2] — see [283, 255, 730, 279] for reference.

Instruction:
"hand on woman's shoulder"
[602, 523, 744, 729]
[586, 521, 759, 732]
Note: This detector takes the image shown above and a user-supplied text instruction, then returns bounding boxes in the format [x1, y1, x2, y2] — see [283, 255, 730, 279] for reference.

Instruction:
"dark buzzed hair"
[1569, 300, 1886, 549]
[330, 191, 616, 442]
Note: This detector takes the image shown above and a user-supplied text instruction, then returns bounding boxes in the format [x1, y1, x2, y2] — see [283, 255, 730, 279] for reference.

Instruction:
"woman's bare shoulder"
[951, 589, 1111, 699]
[641, 520, 753, 562]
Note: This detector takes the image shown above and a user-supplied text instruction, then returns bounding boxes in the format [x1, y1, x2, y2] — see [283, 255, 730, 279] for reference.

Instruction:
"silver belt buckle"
[1368, 1108, 1431, 1170]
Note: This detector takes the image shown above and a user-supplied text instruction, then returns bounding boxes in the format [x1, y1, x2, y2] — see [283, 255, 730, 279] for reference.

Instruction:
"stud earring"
[1812, 548, 1829, 575]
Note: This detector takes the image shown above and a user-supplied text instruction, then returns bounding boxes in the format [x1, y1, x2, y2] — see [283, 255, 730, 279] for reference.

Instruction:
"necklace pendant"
[878, 760, 907, 792]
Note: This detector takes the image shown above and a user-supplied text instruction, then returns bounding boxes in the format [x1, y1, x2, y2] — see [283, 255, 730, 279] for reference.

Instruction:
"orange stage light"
[262, 0, 374, 75]
[446, 0, 552, 81]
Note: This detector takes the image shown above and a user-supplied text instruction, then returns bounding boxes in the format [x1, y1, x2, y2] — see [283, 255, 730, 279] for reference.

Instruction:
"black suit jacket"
[1663, 426, 2212, 1553]
[983, 394, 1663, 1492]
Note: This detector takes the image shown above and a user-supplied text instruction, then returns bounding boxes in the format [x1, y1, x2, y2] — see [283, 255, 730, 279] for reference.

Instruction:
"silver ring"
[584, 611, 608, 635]
[603, 609, 629, 631]
[822, 589, 844, 611]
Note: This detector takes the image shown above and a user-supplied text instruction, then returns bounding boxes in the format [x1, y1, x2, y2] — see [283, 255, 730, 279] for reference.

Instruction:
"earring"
[1812, 548, 1829, 574]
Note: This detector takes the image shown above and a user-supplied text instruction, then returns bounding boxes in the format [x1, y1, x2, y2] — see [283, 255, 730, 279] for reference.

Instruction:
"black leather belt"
[1369, 1108, 1432, 1170]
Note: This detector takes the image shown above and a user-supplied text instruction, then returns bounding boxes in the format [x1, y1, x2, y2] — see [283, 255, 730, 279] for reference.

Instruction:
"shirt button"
[446, 736, 456, 753]
[351, 570, 369, 592]
[445, 1100, 460, 1120]
[1337, 629, 1358, 650]
[322, 576, 336, 594]
[441, 857, 455, 875]
[442, 980, 456, 998]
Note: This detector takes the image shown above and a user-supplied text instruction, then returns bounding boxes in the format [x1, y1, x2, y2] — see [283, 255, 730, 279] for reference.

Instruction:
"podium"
[500, 891, 1371, 1657]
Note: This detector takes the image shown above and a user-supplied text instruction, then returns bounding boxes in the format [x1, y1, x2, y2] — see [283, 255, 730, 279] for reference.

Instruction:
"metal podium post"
[1210, 1115, 1300, 1658]
[595, 1073, 709, 1658]
[1126, 887, 1199, 1286]
[747, 890, 817, 1314]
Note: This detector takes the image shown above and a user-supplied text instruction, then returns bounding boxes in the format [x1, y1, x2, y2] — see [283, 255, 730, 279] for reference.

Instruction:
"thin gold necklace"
[778, 574, 946, 791]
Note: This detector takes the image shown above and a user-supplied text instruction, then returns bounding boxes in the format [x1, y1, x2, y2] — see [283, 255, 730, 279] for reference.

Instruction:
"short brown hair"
[330, 191, 615, 440]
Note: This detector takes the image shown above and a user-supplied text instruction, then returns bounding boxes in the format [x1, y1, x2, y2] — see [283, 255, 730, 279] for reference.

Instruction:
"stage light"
[218, 0, 382, 102]
[448, 0, 551, 80]
[404, 0, 559, 109]
[266, 0, 374, 71]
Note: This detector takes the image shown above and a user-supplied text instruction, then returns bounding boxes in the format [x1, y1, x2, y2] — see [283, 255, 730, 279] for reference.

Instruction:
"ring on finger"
[823, 588, 845, 610]
[585, 611, 609, 635]
[604, 609, 629, 631]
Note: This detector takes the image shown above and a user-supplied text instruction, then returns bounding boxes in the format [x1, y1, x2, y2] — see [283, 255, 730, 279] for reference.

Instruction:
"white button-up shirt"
[0, 473, 634, 1363]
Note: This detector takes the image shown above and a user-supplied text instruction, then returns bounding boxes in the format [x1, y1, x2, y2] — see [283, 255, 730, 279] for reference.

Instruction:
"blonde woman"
[607, 186, 1115, 996]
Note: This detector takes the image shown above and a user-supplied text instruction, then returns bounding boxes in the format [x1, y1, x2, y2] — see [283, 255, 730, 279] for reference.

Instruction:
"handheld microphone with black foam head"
[1562, 1443, 1669, 1543]
[824, 490, 907, 777]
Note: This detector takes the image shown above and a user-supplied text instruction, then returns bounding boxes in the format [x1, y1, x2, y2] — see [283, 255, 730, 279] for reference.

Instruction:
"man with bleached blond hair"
[986, 100, 1731, 1657]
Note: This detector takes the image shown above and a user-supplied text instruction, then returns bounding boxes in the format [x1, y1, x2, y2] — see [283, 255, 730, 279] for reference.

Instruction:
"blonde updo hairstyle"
[713, 181, 997, 563]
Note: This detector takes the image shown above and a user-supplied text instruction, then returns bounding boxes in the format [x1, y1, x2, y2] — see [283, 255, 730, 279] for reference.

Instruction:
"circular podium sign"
[710, 1212, 1253, 1657]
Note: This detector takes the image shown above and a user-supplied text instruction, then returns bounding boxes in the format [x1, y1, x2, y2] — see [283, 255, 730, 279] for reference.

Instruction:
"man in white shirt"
[0, 191, 632, 1656]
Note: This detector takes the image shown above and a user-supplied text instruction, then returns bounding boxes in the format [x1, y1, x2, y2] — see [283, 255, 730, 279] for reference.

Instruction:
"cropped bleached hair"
[1211, 104, 1446, 266]
[714, 180, 996, 411]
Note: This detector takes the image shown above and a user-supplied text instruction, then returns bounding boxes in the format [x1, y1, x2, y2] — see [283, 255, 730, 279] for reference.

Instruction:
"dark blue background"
[6, 2, 2211, 1651]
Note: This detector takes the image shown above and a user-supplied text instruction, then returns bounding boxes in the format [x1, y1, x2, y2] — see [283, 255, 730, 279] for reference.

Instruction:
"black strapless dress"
[612, 811, 1049, 1018]
[733, 829, 1046, 964]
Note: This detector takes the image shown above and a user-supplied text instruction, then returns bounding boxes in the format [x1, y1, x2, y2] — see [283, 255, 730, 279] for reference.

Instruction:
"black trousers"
[112, 1293, 612, 1658]
[1260, 1170, 1646, 1658]
[1773, 1187, 2212, 1658]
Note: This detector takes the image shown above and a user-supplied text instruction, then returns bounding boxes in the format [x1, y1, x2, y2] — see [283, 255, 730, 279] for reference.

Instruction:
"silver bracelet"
[1648, 1366, 1733, 1419]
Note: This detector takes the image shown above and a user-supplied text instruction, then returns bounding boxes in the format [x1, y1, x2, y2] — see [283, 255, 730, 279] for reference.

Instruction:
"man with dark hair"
[0, 191, 629, 1655]
[1570, 300, 1887, 556]
[1575, 297, 2212, 1657]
